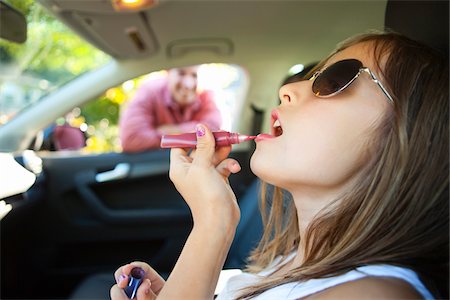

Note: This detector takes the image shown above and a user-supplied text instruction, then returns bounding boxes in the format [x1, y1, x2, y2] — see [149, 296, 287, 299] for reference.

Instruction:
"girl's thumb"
[194, 124, 215, 166]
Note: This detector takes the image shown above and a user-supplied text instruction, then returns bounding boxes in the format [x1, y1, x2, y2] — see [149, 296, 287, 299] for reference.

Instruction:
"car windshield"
[0, 0, 111, 126]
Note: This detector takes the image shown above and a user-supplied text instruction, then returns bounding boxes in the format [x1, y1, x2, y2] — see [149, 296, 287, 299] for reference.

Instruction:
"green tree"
[0, 0, 110, 87]
[1, 0, 118, 153]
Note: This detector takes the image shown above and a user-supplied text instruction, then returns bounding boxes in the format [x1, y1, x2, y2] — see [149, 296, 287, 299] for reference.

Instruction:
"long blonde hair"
[238, 32, 449, 299]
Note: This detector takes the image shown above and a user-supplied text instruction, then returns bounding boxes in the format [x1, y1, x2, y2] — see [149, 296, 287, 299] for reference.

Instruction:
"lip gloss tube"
[124, 267, 145, 299]
[160, 131, 256, 148]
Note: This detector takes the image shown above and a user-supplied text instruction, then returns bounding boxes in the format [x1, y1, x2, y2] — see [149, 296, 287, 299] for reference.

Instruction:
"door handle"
[95, 163, 130, 183]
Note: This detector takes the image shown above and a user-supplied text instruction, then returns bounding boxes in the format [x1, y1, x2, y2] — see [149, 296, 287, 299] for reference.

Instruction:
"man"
[119, 66, 222, 152]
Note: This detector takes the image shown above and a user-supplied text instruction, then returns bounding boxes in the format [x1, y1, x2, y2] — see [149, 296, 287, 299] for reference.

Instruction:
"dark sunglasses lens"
[312, 59, 362, 96]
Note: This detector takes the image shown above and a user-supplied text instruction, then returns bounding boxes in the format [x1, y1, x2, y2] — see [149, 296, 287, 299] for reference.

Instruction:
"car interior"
[0, 0, 448, 299]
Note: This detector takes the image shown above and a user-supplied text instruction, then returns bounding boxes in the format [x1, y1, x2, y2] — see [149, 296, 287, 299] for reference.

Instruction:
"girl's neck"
[289, 184, 349, 266]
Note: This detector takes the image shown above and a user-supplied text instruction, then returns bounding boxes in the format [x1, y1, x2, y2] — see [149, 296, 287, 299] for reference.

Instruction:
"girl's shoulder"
[302, 274, 423, 300]
[218, 264, 434, 300]
[294, 264, 433, 300]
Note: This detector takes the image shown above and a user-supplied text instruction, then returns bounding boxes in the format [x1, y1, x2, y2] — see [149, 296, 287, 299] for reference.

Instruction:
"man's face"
[168, 66, 199, 106]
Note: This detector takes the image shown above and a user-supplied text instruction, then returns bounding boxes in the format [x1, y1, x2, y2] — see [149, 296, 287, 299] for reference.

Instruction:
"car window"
[0, 0, 111, 126]
[46, 64, 248, 153]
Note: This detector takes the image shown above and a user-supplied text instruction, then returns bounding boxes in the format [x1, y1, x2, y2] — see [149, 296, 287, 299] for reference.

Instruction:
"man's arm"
[119, 86, 162, 152]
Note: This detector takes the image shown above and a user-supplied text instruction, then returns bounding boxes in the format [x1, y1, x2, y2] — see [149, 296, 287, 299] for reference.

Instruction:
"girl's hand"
[110, 261, 165, 300]
[169, 124, 242, 229]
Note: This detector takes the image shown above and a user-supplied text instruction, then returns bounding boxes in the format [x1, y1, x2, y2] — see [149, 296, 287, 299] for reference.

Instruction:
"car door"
[1, 146, 255, 299]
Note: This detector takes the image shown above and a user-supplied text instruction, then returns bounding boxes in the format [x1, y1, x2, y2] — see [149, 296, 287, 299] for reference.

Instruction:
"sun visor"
[37, 0, 159, 59]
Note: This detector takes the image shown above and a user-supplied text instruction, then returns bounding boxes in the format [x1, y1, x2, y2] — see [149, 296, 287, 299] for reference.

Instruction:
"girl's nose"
[278, 83, 294, 104]
[278, 80, 310, 105]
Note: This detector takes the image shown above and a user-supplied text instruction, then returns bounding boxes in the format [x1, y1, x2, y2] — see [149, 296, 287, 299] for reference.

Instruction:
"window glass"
[0, 0, 111, 126]
[59, 64, 248, 153]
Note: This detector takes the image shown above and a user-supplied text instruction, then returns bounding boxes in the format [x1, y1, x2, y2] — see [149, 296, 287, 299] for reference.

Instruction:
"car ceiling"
[37, 0, 386, 105]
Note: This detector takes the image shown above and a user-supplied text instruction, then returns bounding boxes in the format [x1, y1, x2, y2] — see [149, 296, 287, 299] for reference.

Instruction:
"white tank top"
[216, 253, 434, 300]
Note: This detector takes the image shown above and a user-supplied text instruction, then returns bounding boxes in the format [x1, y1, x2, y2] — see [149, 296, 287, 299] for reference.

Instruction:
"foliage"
[1, 0, 109, 85]
[81, 97, 120, 126]
[1, 0, 116, 152]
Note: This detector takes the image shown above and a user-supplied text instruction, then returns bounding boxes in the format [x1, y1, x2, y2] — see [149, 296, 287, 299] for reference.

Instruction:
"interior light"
[112, 0, 158, 12]
[288, 64, 305, 75]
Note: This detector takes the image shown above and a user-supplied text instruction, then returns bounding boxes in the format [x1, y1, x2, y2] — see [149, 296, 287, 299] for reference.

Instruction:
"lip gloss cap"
[124, 267, 145, 299]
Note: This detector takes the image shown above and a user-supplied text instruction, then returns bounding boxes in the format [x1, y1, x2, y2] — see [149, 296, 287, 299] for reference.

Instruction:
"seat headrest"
[385, 0, 449, 57]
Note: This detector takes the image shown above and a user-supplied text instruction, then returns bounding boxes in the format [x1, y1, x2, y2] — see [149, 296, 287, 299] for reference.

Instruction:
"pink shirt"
[119, 77, 222, 152]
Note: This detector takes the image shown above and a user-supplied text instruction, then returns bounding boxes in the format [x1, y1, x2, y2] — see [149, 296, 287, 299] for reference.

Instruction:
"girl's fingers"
[189, 145, 231, 166]
[110, 284, 128, 300]
[170, 147, 190, 164]
[114, 264, 129, 287]
[213, 145, 232, 165]
[114, 262, 165, 294]
[136, 279, 157, 300]
[169, 148, 191, 181]
[216, 158, 241, 178]
[110, 281, 156, 300]
[116, 273, 129, 289]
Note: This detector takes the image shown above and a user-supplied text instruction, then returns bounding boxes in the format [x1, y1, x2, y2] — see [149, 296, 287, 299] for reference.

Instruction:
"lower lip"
[255, 134, 277, 142]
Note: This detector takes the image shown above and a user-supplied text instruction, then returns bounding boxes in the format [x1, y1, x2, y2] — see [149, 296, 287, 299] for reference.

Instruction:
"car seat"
[384, 0, 448, 57]
[385, 2, 448, 298]
[224, 179, 263, 269]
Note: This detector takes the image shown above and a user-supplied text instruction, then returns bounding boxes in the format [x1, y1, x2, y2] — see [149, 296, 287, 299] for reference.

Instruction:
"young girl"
[110, 32, 448, 300]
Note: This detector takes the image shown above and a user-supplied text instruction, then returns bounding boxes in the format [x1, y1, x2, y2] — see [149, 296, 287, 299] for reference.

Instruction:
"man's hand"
[157, 124, 183, 135]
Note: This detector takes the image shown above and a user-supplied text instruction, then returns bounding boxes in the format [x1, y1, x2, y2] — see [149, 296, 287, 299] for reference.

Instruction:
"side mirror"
[0, 1, 27, 44]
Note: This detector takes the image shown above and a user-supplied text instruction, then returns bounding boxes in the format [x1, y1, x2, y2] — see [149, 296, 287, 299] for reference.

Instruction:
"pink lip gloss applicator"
[160, 131, 256, 148]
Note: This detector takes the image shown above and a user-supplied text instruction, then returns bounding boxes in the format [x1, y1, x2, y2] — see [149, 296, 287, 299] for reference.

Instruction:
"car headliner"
[0, 0, 386, 151]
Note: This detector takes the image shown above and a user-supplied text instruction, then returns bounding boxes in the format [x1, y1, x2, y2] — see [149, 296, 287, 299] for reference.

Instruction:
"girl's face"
[250, 42, 391, 193]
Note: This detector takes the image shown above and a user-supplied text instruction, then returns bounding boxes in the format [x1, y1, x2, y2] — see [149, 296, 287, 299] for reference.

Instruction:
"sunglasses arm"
[363, 68, 394, 103]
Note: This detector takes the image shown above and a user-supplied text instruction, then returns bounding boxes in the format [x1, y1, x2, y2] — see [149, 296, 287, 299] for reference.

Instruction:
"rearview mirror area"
[0, 1, 27, 44]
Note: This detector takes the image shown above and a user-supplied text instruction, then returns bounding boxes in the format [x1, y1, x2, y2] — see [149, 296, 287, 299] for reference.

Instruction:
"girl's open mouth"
[255, 110, 283, 142]
[271, 109, 283, 137]
[272, 119, 283, 137]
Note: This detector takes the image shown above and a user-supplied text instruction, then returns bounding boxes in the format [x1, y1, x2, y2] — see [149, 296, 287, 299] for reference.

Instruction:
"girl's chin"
[250, 151, 278, 183]
[250, 151, 298, 189]
[249, 151, 264, 177]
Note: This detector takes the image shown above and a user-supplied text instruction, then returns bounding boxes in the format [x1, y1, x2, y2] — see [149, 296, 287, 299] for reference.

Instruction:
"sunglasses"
[310, 59, 394, 103]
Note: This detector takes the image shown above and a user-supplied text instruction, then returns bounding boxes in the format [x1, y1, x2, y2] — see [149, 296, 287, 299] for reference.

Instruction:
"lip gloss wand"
[160, 131, 256, 148]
